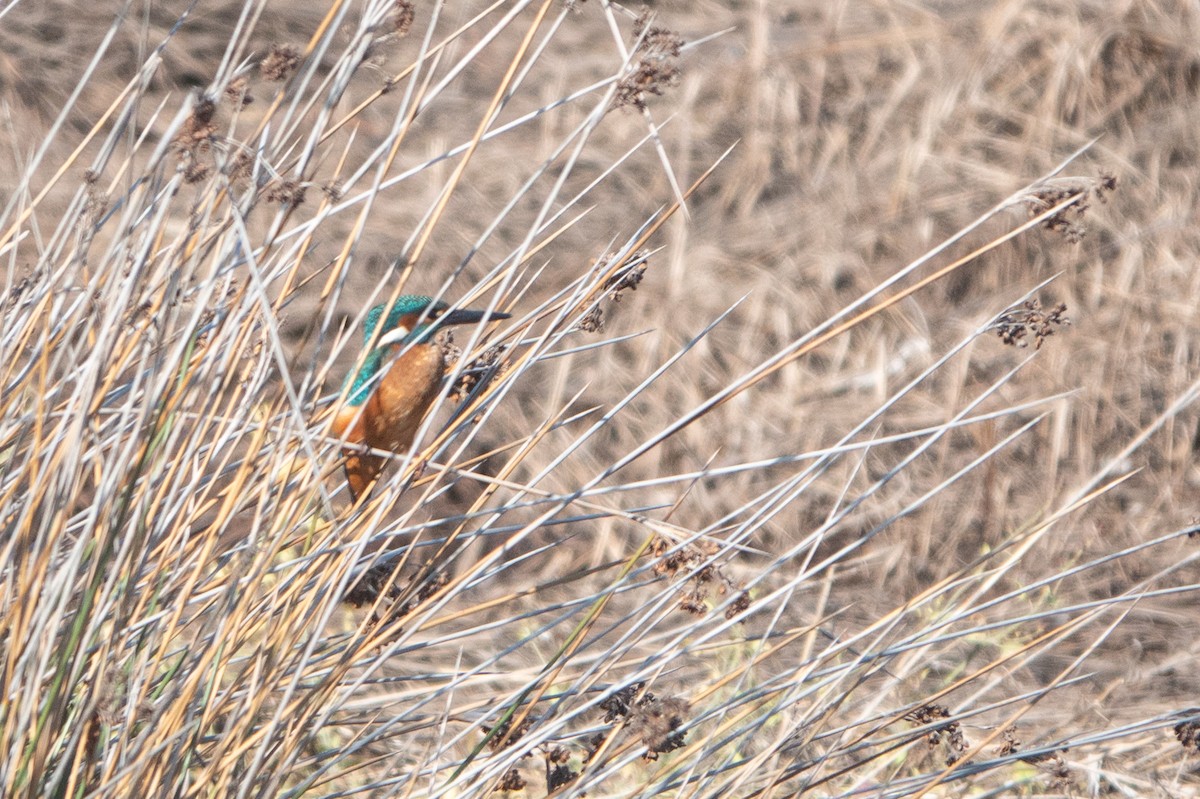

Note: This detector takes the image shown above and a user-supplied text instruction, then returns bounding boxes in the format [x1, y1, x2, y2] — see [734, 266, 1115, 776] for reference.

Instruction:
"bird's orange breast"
[364, 344, 445, 452]
[332, 343, 446, 499]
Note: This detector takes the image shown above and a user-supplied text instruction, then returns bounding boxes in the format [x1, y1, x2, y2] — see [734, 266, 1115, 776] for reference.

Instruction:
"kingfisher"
[332, 295, 509, 499]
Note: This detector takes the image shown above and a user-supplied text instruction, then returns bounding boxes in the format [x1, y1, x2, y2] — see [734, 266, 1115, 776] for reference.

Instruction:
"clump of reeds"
[2, 2, 1199, 798]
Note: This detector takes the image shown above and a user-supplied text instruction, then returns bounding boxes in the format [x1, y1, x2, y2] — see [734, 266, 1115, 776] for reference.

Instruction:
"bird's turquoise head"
[344, 295, 509, 406]
[363, 295, 442, 347]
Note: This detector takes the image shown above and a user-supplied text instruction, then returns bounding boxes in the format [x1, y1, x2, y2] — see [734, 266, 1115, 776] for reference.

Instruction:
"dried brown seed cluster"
[993, 719, 1070, 787]
[1016, 173, 1117, 243]
[725, 589, 752, 620]
[904, 714, 1071, 792]
[577, 306, 604, 333]
[483, 715, 583, 794]
[994, 723, 1072, 791]
[613, 14, 684, 111]
[441, 339, 462, 370]
[224, 76, 253, 107]
[578, 252, 650, 333]
[544, 746, 578, 791]
[482, 716, 536, 752]
[3, 268, 43, 312]
[183, 160, 210, 185]
[1176, 717, 1200, 751]
[344, 561, 403, 607]
[361, 2, 417, 65]
[650, 536, 710, 574]
[173, 88, 257, 185]
[260, 44, 302, 82]
[650, 536, 750, 619]
[1047, 753, 1073, 791]
[495, 768, 525, 792]
[1019, 748, 1073, 791]
[173, 97, 219, 183]
[229, 151, 254, 183]
[995, 298, 1069, 350]
[180, 97, 217, 146]
[266, 179, 307, 208]
[632, 696, 689, 759]
[905, 704, 969, 766]
[390, 1, 416, 36]
[487, 734, 580, 791]
[166, 43, 317, 186]
[598, 682, 643, 722]
[995, 725, 1020, 756]
[445, 341, 509, 402]
[592, 682, 689, 760]
[606, 260, 647, 300]
[344, 564, 447, 623]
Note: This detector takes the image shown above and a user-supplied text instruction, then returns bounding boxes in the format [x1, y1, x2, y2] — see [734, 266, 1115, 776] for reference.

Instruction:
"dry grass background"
[3, 0, 1200, 797]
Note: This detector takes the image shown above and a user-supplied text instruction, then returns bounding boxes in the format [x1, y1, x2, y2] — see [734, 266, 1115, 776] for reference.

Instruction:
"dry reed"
[2, 2, 1199, 798]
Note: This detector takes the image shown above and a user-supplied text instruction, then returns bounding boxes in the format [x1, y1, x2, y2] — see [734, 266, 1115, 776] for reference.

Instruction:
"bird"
[331, 295, 509, 499]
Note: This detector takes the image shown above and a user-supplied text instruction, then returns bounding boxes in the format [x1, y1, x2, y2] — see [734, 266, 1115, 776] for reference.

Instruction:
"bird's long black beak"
[439, 307, 511, 327]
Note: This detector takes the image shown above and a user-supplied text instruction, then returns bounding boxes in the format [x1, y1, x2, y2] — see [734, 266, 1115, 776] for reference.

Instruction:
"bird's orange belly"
[364, 346, 443, 452]
[333, 344, 445, 499]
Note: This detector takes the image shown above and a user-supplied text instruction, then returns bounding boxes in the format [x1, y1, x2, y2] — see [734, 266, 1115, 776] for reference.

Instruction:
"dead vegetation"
[1, 1, 1199, 797]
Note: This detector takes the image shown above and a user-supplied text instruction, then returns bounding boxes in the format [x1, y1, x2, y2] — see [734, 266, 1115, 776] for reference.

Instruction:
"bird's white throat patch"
[376, 325, 411, 347]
